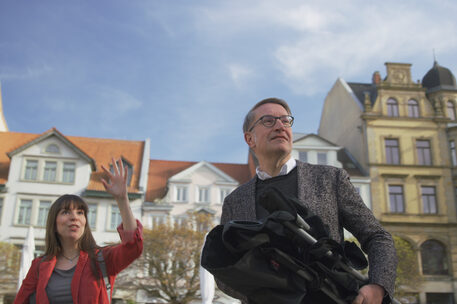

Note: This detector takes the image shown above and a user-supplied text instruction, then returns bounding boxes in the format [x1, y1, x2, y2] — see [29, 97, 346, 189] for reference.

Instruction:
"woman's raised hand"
[101, 158, 128, 201]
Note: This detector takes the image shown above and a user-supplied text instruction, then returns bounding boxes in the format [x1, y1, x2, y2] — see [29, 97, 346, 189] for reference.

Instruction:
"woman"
[15, 158, 143, 303]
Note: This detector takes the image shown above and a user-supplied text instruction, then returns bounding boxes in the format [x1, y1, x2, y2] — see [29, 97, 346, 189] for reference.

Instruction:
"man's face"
[244, 103, 293, 160]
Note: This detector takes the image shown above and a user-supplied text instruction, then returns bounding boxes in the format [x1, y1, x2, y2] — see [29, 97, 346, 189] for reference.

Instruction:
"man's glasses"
[248, 115, 294, 132]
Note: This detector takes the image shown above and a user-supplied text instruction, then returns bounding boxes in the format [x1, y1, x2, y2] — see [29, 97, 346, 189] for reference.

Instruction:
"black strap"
[97, 250, 111, 303]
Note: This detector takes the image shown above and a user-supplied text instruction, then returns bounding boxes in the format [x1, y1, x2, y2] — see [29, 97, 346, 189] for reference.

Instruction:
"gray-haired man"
[218, 98, 397, 304]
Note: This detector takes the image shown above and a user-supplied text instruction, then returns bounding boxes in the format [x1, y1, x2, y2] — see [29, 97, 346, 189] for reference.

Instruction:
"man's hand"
[352, 284, 385, 304]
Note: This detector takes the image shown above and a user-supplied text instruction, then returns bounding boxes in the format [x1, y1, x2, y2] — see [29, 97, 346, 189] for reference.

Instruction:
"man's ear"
[244, 132, 256, 149]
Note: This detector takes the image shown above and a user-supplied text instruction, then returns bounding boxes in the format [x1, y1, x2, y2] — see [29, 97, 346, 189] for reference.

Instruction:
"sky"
[1, 0, 457, 163]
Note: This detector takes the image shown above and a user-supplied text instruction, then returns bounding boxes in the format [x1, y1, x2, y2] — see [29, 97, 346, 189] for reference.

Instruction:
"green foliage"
[137, 212, 213, 304]
[0, 242, 20, 284]
[393, 235, 421, 297]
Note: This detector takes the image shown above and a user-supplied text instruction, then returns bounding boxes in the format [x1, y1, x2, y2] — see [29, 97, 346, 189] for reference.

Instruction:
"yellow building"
[319, 61, 457, 304]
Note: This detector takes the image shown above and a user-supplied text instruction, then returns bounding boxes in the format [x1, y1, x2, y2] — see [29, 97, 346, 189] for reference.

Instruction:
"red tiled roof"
[146, 159, 251, 202]
[67, 135, 145, 192]
[0, 131, 40, 183]
[0, 130, 145, 193]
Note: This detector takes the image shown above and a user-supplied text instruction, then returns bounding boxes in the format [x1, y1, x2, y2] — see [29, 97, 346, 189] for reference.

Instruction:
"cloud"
[227, 63, 254, 88]
[0, 64, 53, 80]
[42, 86, 142, 129]
[189, 0, 457, 95]
[96, 86, 142, 113]
[273, 2, 457, 95]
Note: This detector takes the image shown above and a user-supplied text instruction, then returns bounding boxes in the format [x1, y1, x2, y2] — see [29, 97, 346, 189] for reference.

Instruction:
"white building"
[0, 127, 149, 303]
[143, 159, 251, 304]
[292, 132, 371, 209]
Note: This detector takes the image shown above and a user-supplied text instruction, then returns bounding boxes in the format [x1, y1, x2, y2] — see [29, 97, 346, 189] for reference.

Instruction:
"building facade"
[319, 61, 457, 303]
[0, 127, 149, 303]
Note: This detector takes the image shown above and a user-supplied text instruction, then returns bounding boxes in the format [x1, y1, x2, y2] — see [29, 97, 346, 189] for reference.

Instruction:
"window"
[220, 188, 231, 204]
[385, 139, 400, 164]
[388, 185, 404, 213]
[43, 161, 57, 182]
[299, 151, 308, 162]
[23, 159, 76, 184]
[422, 186, 437, 214]
[173, 216, 187, 227]
[151, 215, 167, 229]
[45, 144, 60, 154]
[0, 197, 3, 224]
[176, 186, 188, 202]
[17, 199, 32, 225]
[110, 205, 122, 230]
[62, 162, 76, 183]
[87, 203, 97, 229]
[426, 293, 455, 304]
[447, 101, 456, 120]
[416, 140, 432, 165]
[198, 187, 209, 203]
[110, 159, 133, 186]
[420, 240, 448, 275]
[37, 200, 51, 227]
[317, 153, 327, 165]
[387, 98, 399, 117]
[24, 160, 38, 180]
[407, 99, 419, 118]
[451, 141, 457, 166]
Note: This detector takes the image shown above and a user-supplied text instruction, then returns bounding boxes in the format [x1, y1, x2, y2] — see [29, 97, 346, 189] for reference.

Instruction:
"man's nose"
[273, 118, 287, 129]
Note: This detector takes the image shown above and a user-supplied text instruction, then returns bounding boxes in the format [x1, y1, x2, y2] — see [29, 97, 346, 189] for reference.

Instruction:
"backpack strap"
[97, 250, 111, 303]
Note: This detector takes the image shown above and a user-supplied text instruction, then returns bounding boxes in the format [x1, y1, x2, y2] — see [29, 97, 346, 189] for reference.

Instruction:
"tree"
[0, 242, 20, 289]
[393, 235, 422, 301]
[137, 212, 213, 304]
[345, 235, 421, 301]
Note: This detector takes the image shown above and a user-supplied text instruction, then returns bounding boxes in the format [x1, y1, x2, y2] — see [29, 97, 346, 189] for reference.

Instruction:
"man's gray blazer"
[219, 161, 397, 302]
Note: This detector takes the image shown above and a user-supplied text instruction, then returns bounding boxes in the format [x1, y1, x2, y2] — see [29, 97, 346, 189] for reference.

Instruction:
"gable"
[7, 128, 95, 169]
[293, 133, 339, 149]
[169, 161, 238, 184]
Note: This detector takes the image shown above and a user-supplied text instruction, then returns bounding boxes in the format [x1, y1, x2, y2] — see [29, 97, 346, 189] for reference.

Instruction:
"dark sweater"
[255, 166, 298, 219]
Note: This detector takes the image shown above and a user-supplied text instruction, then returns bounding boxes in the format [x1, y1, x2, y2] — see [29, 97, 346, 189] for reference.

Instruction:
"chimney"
[372, 71, 381, 85]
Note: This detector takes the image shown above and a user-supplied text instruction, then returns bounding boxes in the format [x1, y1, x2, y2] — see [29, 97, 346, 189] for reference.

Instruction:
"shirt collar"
[256, 158, 297, 180]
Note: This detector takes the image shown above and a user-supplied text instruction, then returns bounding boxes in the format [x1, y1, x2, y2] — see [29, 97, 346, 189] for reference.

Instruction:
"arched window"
[407, 99, 419, 118]
[447, 101, 456, 120]
[45, 144, 60, 154]
[387, 98, 399, 117]
[420, 240, 448, 275]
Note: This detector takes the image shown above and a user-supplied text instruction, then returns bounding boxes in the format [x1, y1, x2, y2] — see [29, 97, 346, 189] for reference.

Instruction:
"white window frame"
[298, 151, 308, 162]
[24, 159, 39, 181]
[16, 199, 33, 225]
[45, 144, 60, 154]
[15, 196, 58, 227]
[219, 188, 231, 204]
[62, 162, 76, 183]
[197, 186, 210, 203]
[36, 200, 51, 227]
[175, 185, 189, 202]
[317, 152, 327, 165]
[43, 161, 57, 182]
[0, 197, 4, 225]
[108, 205, 122, 231]
[87, 203, 98, 230]
[21, 158, 76, 185]
[149, 214, 168, 229]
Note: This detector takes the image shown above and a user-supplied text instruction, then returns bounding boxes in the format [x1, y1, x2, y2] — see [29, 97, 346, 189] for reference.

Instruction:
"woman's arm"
[101, 158, 137, 231]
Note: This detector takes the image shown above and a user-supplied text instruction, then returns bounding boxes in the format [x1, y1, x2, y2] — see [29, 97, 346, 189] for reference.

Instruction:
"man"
[219, 98, 397, 304]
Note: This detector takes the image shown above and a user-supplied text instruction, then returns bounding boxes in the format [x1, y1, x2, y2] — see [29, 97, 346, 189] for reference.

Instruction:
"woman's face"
[56, 204, 86, 243]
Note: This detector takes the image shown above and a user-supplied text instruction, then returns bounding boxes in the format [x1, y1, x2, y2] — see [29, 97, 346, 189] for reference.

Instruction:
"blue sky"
[1, 0, 457, 163]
